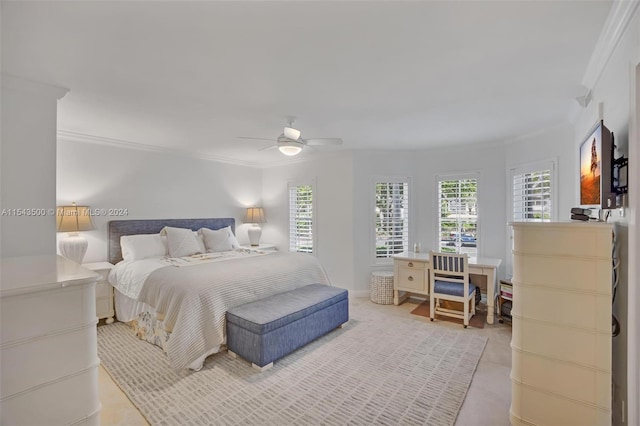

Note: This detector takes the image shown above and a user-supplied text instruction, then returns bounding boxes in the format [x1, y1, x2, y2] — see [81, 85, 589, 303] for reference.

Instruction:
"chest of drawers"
[510, 222, 613, 426]
[1, 255, 101, 425]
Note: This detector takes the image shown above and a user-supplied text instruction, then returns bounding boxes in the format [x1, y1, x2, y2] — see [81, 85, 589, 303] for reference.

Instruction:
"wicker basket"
[370, 271, 394, 305]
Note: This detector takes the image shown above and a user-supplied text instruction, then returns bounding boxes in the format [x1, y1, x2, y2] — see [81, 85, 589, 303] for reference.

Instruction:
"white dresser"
[0, 255, 102, 425]
[510, 222, 613, 426]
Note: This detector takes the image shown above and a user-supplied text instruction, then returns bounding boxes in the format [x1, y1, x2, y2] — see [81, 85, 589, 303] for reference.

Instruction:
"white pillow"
[120, 234, 167, 261]
[161, 226, 204, 257]
[193, 231, 206, 253]
[199, 226, 240, 253]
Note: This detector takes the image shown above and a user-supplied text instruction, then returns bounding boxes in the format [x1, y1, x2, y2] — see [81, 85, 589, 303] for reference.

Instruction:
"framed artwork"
[579, 123, 602, 207]
[580, 121, 617, 209]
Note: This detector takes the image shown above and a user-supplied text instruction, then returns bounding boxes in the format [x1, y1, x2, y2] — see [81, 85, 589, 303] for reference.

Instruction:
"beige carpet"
[97, 301, 487, 426]
[410, 300, 487, 329]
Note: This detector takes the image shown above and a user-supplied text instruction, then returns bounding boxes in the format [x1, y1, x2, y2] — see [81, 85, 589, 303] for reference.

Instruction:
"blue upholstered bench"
[226, 284, 349, 371]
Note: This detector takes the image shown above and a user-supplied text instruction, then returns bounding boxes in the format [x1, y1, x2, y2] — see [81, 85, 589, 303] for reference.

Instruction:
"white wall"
[572, 7, 639, 424]
[1, 75, 68, 258]
[352, 145, 508, 294]
[504, 122, 575, 221]
[57, 138, 262, 263]
[503, 123, 576, 276]
[261, 145, 511, 297]
[629, 60, 639, 426]
[261, 152, 355, 291]
[261, 143, 513, 297]
[352, 150, 416, 295]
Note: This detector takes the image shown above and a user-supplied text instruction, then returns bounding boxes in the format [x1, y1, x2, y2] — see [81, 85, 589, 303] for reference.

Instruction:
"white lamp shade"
[58, 234, 88, 264]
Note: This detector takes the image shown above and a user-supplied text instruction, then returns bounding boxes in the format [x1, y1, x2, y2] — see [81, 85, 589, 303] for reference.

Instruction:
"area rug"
[97, 301, 487, 426]
[410, 300, 486, 329]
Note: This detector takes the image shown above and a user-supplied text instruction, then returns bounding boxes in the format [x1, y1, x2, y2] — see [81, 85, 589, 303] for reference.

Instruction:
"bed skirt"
[130, 311, 171, 353]
[117, 291, 218, 370]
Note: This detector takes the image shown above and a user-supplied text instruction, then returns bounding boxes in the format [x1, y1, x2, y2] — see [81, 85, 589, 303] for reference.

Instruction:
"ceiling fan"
[238, 119, 343, 156]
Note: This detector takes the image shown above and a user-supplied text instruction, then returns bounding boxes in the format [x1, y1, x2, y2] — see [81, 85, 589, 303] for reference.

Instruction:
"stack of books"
[500, 281, 513, 300]
[571, 207, 591, 221]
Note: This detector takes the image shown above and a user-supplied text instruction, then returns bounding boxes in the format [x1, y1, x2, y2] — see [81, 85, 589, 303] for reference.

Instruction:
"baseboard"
[349, 290, 370, 298]
[349, 290, 430, 300]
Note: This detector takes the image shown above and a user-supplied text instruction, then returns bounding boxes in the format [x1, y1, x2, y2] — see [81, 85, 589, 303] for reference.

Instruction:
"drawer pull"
[408, 262, 413, 267]
[408, 276, 413, 282]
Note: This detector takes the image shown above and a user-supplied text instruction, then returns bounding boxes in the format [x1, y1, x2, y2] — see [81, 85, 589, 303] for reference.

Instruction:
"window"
[507, 159, 556, 278]
[437, 175, 478, 256]
[374, 179, 409, 261]
[289, 182, 314, 253]
[512, 168, 553, 222]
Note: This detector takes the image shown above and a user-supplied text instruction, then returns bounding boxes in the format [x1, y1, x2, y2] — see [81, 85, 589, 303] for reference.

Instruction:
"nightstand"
[240, 243, 278, 252]
[83, 261, 115, 324]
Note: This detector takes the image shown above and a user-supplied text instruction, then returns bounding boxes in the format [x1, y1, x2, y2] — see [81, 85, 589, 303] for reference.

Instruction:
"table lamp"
[244, 207, 266, 246]
[56, 202, 95, 264]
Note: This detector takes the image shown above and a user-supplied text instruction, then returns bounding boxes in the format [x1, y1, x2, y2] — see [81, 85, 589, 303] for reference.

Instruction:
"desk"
[393, 252, 502, 324]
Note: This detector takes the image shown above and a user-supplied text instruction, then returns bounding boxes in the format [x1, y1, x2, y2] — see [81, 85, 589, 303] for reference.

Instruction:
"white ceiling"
[2, 1, 612, 166]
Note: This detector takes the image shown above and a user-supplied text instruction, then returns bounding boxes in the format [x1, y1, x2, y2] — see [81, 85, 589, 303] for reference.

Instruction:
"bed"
[107, 218, 331, 371]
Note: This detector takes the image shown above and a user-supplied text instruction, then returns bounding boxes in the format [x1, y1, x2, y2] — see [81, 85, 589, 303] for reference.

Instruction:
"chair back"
[429, 251, 475, 327]
[430, 251, 469, 284]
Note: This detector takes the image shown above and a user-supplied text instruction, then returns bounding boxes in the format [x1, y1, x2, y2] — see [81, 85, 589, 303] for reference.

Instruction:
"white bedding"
[108, 249, 268, 300]
[109, 250, 331, 370]
[113, 290, 152, 322]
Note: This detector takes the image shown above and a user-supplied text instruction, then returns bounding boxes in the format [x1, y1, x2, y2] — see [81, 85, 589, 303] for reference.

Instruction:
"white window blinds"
[512, 169, 552, 222]
[289, 183, 314, 253]
[437, 176, 478, 256]
[375, 181, 409, 259]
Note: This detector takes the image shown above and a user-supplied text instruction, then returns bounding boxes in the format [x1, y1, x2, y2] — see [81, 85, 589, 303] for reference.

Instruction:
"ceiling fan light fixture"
[283, 127, 301, 141]
[277, 139, 303, 156]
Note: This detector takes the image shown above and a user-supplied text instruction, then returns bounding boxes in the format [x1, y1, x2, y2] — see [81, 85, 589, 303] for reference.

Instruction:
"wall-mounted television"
[579, 120, 616, 209]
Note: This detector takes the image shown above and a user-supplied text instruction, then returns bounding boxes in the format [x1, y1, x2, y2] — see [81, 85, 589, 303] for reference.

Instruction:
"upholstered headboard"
[108, 218, 235, 264]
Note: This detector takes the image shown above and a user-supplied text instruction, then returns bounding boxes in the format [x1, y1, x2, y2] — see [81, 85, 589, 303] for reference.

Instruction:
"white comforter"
[109, 251, 330, 370]
[109, 250, 268, 300]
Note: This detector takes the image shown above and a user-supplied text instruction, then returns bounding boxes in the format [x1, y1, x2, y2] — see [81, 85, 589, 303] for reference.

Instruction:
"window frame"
[434, 172, 481, 258]
[506, 158, 557, 277]
[371, 176, 412, 265]
[508, 158, 558, 223]
[288, 179, 317, 255]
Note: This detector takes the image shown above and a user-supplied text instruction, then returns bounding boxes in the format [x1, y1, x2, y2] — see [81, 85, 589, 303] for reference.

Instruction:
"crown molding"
[260, 149, 350, 169]
[582, 0, 640, 90]
[56, 130, 261, 168]
[502, 121, 573, 146]
[1, 73, 69, 100]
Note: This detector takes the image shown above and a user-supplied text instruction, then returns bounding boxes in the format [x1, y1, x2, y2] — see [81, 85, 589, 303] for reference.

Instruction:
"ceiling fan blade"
[237, 137, 274, 142]
[258, 145, 277, 151]
[304, 138, 343, 146]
